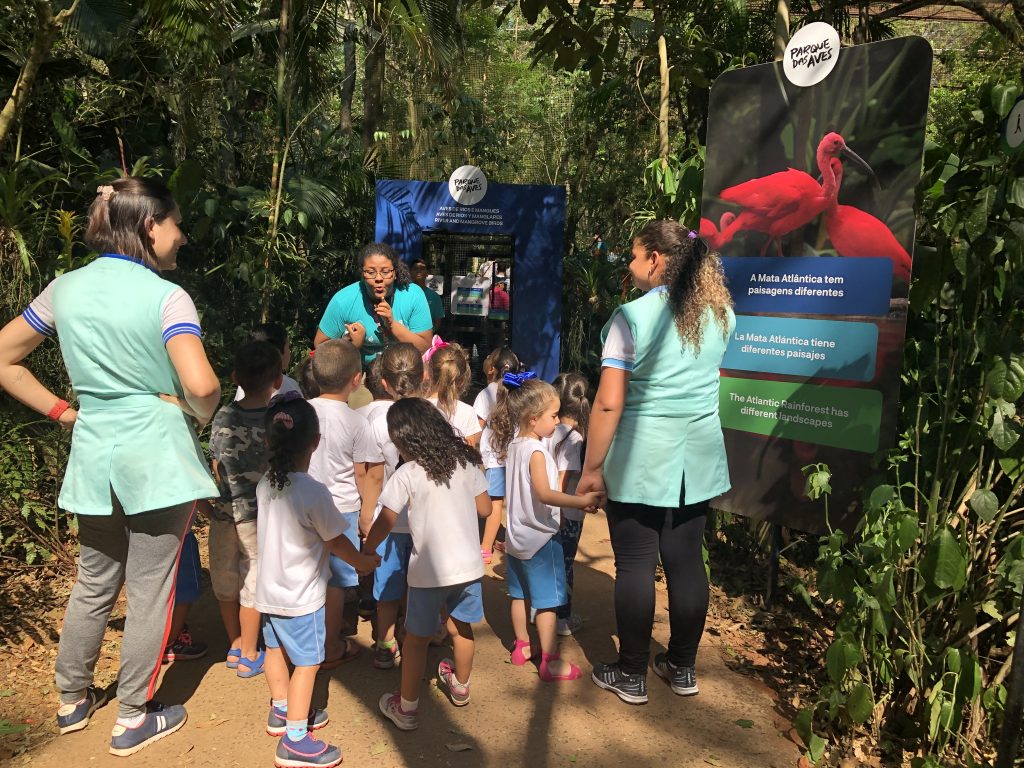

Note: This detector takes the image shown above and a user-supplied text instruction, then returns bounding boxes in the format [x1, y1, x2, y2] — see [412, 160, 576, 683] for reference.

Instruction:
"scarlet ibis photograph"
[701, 35, 931, 300]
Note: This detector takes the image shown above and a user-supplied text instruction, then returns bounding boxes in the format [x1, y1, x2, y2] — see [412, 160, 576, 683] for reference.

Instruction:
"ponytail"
[551, 373, 590, 450]
[427, 343, 470, 419]
[84, 176, 178, 269]
[265, 396, 319, 490]
[490, 378, 557, 462]
[380, 342, 424, 399]
[635, 219, 733, 355]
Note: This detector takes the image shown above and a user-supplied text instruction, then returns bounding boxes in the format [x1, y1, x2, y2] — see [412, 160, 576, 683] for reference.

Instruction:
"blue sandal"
[236, 650, 265, 678]
[226, 648, 242, 669]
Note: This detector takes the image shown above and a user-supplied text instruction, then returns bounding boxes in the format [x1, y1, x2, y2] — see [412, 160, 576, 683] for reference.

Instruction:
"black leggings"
[606, 497, 709, 675]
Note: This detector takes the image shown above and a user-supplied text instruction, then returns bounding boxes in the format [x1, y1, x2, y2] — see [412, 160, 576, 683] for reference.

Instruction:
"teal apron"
[51, 257, 218, 515]
[600, 291, 735, 507]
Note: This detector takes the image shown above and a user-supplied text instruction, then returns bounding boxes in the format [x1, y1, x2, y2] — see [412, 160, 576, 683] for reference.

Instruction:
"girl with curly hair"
[580, 219, 734, 706]
[363, 398, 491, 730]
[255, 394, 379, 768]
[490, 377, 602, 683]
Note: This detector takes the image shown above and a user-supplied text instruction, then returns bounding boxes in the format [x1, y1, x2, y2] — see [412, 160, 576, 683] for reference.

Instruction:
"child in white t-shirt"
[544, 373, 591, 637]
[256, 394, 379, 768]
[367, 342, 424, 669]
[355, 355, 393, 424]
[491, 375, 601, 683]
[307, 340, 385, 666]
[364, 398, 490, 731]
[473, 347, 520, 563]
[424, 340, 481, 446]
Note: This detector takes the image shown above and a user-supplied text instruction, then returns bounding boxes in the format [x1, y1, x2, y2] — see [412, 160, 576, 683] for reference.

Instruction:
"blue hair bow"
[502, 371, 537, 389]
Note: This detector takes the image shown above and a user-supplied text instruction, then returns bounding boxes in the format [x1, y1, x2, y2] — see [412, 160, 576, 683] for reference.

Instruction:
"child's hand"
[356, 553, 381, 576]
[579, 491, 603, 511]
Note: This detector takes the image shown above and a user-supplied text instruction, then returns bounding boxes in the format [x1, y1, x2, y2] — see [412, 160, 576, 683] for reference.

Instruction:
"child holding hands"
[490, 375, 602, 682]
[256, 394, 379, 768]
[364, 398, 491, 730]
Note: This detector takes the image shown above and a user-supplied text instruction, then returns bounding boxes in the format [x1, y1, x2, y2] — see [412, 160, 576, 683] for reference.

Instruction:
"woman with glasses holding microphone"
[314, 243, 434, 364]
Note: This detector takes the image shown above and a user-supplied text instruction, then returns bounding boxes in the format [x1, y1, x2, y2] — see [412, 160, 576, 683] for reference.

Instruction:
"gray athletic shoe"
[652, 653, 699, 696]
[591, 662, 648, 704]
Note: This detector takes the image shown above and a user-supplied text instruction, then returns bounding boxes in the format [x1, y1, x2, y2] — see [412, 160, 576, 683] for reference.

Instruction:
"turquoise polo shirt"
[423, 287, 444, 325]
[318, 281, 433, 365]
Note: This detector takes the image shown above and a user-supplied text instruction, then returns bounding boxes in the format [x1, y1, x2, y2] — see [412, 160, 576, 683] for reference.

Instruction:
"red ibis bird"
[825, 158, 912, 284]
[718, 132, 876, 256]
[700, 212, 737, 250]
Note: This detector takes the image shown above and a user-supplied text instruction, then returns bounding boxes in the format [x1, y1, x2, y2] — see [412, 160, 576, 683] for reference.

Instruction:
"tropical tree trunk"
[0, 1, 78, 149]
[339, 0, 356, 134]
[361, 0, 386, 150]
[774, 0, 790, 60]
[263, 0, 291, 322]
[657, 34, 669, 171]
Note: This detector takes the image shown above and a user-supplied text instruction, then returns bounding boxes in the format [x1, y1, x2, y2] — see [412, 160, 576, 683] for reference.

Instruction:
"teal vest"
[600, 289, 735, 506]
[52, 257, 218, 515]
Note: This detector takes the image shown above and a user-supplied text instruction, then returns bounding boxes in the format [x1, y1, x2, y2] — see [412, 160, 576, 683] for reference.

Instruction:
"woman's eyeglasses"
[362, 268, 395, 278]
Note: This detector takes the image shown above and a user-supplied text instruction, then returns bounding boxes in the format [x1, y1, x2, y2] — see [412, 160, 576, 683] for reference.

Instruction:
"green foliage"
[797, 80, 1024, 764]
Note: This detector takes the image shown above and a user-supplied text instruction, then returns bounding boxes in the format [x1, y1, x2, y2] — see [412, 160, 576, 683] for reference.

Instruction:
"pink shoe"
[538, 652, 582, 682]
[510, 639, 534, 666]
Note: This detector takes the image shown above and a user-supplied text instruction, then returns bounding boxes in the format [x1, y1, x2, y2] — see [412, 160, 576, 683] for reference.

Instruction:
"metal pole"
[765, 523, 783, 608]
[996, 592, 1024, 768]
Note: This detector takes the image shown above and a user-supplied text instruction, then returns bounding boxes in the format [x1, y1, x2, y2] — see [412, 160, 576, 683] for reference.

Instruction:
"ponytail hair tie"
[272, 412, 294, 429]
[422, 334, 449, 363]
[686, 229, 698, 240]
[269, 390, 304, 408]
[502, 371, 537, 389]
[96, 184, 116, 201]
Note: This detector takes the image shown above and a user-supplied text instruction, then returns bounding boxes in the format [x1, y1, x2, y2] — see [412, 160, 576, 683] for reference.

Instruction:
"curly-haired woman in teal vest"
[0, 178, 220, 755]
[579, 219, 735, 705]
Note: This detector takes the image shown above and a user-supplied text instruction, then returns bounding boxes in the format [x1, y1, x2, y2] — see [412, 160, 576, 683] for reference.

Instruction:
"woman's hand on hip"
[57, 408, 77, 431]
[159, 393, 210, 428]
[344, 322, 367, 348]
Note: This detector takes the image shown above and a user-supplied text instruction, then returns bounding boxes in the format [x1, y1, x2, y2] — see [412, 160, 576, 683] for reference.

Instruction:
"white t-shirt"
[234, 374, 302, 402]
[255, 472, 349, 616]
[357, 399, 393, 423]
[308, 398, 384, 513]
[544, 424, 585, 521]
[473, 382, 500, 422]
[479, 426, 501, 470]
[368, 403, 409, 534]
[25, 280, 201, 343]
[427, 396, 481, 441]
[504, 437, 559, 559]
[378, 461, 488, 588]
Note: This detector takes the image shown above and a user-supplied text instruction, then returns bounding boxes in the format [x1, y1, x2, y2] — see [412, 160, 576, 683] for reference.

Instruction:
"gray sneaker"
[652, 653, 699, 696]
[379, 692, 418, 731]
[591, 662, 648, 704]
[438, 658, 470, 706]
[373, 641, 400, 670]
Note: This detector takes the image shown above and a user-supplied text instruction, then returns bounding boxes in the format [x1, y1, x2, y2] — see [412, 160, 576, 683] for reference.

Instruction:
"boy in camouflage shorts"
[208, 341, 283, 678]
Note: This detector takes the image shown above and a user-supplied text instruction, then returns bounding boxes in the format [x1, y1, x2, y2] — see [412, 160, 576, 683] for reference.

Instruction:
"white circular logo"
[448, 165, 488, 206]
[783, 23, 840, 88]
[1006, 97, 1024, 151]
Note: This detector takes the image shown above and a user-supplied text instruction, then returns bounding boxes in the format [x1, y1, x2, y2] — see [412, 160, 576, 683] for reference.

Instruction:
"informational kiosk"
[702, 33, 933, 533]
[375, 168, 566, 381]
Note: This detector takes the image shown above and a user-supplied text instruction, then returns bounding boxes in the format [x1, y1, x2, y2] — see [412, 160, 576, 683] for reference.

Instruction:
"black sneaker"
[591, 662, 648, 704]
[652, 653, 699, 696]
[162, 626, 207, 663]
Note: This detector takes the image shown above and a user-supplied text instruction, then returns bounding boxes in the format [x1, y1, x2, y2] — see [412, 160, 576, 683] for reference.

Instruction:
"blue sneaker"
[57, 687, 108, 735]
[108, 702, 187, 756]
[274, 733, 342, 768]
[266, 704, 329, 737]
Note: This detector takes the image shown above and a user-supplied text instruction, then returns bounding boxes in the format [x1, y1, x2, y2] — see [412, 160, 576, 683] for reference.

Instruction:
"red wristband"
[48, 399, 70, 421]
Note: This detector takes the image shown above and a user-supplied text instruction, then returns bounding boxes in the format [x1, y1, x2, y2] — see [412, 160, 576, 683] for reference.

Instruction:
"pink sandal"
[510, 639, 535, 666]
[538, 652, 582, 682]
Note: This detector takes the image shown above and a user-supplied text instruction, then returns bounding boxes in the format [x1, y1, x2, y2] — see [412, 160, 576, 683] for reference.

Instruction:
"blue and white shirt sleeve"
[23, 280, 58, 337]
[601, 313, 635, 371]
[160, 288, 203, 345]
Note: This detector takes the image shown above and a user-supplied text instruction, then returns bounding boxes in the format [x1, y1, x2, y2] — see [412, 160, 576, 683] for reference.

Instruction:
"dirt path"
[7, 513, 800, 768]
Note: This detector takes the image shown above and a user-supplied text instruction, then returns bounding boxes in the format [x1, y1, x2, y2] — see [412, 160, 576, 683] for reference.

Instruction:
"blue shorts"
[174, 531, 202, 605]
[405, 581, 483, 637]
[263, 607, 326, 667]
[373, 532, 413, 602]
[327, 511, 361, 588]
[506, 537, 568, 610]
[485, 467, 506, 498]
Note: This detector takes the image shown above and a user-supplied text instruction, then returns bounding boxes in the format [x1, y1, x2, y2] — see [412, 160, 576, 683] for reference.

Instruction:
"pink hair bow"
[422, 335, 449, 363]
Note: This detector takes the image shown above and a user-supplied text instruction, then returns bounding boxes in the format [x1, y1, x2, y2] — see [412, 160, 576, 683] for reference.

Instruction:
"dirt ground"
[0, 512, 803, 768]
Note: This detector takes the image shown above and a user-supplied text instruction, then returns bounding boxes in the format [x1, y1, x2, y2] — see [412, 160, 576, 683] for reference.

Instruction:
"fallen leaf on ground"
[369, 741, 389, 756]
[735, 719, 754, 729]
[704, 756, 723, 767]
[0, 690, 15, 697]
[445, 742, 473, 752]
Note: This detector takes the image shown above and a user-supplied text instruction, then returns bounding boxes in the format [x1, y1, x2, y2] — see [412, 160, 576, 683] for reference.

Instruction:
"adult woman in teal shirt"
[0, 178, 221, 754]
[578, 220, 735, 706]
[314, 243, 433, 364]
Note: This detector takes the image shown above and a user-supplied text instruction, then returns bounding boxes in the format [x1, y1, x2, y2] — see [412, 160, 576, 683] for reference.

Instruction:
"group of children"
[172, 326, 595, 768]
